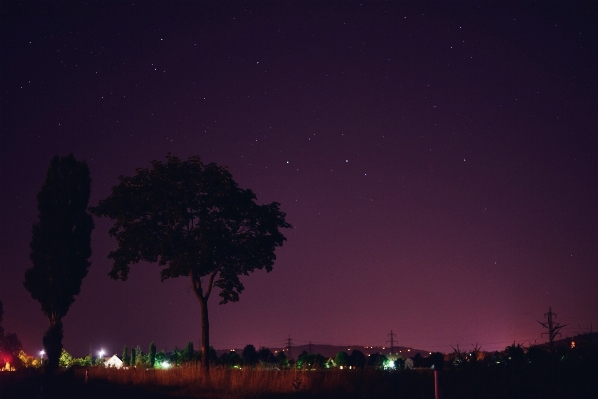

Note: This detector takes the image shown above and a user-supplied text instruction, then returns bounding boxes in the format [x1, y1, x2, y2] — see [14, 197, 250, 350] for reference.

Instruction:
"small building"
[104, 354, 123, 369]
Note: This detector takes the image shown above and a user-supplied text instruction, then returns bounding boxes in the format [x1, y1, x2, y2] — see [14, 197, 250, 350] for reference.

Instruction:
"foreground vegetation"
[1, 366, 430, 399]
[3, 347, 598, 399]
[3, 332, 597, 398]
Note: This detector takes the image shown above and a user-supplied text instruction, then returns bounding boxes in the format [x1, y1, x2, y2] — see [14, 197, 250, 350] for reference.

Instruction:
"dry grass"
[79, 365, 406, 398]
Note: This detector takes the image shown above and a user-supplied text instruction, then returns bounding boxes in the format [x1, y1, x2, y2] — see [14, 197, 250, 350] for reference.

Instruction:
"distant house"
[104, 354, 123, 369]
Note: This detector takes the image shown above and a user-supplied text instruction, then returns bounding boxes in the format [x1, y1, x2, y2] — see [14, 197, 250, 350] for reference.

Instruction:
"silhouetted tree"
[170, 346, 181, 365]
[148, 341, 157, 367]
[198, 345, 217, 364]
[220, 350, 242, 367]
[0, 300, 23, 368]
[367, 352, 388, 369]
[296, 351, 326, 369]
[429, 352, 444, 370]
[350, 349, 366, 368]
[526, 344, 550, 366]
[412, 353, 424, 368]
[90, 154, 290, 368]
[229, 350, 243, 366]
[276, 351, 288, 367]
[242, 344, 259, 365]
[24, 154, 94, 373]
[130, 346, 137, 366]
[122, 345, 130, 367]
[155, 350, 167, 366]
[134, 345, 145, 366]
[182, 341, 194, 362]
[335, 351, 349, 367]
[258, 346, 275, 365]
[394, 356, 406, 370]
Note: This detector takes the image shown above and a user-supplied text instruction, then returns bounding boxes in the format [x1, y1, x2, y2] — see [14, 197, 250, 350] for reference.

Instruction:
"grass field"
[2, 355, 597, 399]
[1, 366, 433, 399]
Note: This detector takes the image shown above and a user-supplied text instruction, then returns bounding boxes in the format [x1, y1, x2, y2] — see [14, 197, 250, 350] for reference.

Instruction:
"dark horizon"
[1, 2, 597, 359]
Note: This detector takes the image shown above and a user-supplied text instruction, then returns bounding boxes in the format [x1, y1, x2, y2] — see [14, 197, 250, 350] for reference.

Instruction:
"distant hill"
[215, 343, 432, 360]
[543, 331, 598, 350]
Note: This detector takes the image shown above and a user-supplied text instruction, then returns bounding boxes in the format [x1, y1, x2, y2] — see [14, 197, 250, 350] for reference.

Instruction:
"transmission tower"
[285, 335, 293, 360]
[386, 330, 397, 354]
[538, 307, 567, 351]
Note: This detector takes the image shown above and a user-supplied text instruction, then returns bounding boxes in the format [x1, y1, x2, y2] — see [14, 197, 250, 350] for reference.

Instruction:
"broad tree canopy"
[91, 154, 291, 366]
[91, 154, 290, 301]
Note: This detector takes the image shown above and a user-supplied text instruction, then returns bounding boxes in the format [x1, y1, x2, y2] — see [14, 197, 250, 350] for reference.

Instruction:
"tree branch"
[191, 273, 204, 302]
[204, 268, 220, 300]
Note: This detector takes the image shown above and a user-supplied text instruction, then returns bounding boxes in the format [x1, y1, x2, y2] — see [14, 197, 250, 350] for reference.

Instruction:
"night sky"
[1, 2, 597, 358]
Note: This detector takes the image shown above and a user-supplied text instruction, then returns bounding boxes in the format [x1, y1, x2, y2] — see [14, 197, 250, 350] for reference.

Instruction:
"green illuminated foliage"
[134, 345, 145, 366]
[148, 341, 157, 367]
[59, 349, 73, 368]
[334, 351, 349, 367]
[275, 351, 288, 368]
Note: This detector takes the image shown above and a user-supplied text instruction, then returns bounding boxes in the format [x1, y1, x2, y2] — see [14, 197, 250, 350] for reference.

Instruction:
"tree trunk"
[199, 296, 210, 369]
[191, 271, 218, 371]
[43, 318, 63, 374]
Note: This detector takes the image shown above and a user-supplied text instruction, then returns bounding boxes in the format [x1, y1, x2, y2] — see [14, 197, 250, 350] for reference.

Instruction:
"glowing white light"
[161, 361, 171, 369]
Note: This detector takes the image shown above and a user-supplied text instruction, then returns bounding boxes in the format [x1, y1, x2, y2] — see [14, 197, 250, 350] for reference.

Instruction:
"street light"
[40, 350, 45, 361]
[98, 349, 105, 359]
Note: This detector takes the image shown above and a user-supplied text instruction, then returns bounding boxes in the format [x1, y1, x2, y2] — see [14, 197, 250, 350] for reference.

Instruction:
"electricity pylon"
[538, 307, 567, 351]
[285, 335, 293, 360]
[386, 330, 397, 354]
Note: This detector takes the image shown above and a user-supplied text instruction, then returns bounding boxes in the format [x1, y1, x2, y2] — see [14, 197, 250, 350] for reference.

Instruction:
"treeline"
[121, 342, 199, 368]
[119, 343, 288, 369]
[115, 342, 410, 370]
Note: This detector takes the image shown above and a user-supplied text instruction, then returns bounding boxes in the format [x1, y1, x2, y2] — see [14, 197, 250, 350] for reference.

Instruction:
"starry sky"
[1, 1, 597, 358]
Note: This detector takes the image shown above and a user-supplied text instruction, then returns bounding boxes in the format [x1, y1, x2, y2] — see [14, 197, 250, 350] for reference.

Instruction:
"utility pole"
[286, 335, 293, 360]
[386, 330, 397, 355]
[538, 307, 567, 351]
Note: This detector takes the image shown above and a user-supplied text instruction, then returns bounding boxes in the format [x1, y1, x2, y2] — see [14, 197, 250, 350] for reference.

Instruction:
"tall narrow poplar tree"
[24, 154, 94, 373]
[148, 341, 157, 367]
[122, 345, 130, 366]
[130, 346, 137, 366]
